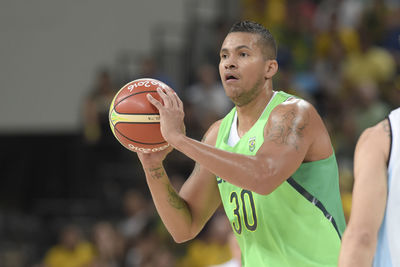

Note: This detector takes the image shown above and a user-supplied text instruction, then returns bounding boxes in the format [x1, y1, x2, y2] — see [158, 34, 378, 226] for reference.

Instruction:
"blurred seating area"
[0, 0, 399, 266]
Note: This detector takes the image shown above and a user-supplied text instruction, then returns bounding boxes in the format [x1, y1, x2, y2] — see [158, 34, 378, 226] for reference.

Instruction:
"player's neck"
[236, 88, 274, 137]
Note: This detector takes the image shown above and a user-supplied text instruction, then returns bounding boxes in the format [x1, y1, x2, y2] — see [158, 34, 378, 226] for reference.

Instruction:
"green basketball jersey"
[215, 91, 346, 267]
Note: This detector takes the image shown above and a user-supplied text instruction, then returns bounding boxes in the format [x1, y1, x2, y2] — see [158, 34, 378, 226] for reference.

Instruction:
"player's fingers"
[163, 87, 178, 107]
[157, 87, 172, 107]
[175, 92, 183, 109]
[147, 94, 162, 110]
[170, 91, 181, 109]
[167, 90, 178, 108]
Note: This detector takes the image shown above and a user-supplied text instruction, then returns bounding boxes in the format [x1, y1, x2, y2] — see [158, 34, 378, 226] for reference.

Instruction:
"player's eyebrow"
[235, 45, 251, 50]
[220, 45, 252, 54]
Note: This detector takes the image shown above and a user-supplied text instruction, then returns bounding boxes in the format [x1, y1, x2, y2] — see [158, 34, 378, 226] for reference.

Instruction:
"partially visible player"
[339, 107, 400, 267]
[137, 21, 346, 266]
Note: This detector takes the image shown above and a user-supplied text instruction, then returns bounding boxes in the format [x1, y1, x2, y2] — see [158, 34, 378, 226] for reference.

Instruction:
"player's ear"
[265, 59, 278, 79]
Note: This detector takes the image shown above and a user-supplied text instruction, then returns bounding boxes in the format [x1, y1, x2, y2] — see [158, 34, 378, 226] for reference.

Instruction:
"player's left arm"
[149, 87, 324, 195]
[338, 119, 390, 267]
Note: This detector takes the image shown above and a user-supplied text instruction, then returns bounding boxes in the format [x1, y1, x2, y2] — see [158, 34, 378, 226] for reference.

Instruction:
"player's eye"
[221, 54, 228, 59]
[240, 52, 248, 57]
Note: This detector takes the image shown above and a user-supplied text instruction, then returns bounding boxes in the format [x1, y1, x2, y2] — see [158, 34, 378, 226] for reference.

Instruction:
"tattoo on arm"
[149, 167, 165, 179]
[382, 119, 391, 137]
[166, 184, 187, 210]
[148, 167, 188, 210]
[266, 108, 309, 151]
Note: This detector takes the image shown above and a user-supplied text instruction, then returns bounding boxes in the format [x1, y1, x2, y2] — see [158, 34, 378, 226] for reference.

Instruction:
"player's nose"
[224, 58, 237, 70]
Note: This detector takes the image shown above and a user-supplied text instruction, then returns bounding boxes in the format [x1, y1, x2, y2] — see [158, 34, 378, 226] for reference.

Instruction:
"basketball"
[109, 78, 171, 153]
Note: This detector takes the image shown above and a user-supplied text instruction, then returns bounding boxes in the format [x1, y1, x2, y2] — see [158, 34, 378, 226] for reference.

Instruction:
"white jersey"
[374, 107, 400, 267]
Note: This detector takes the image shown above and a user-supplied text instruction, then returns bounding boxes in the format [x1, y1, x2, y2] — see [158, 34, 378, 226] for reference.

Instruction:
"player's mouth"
[224, 73, 239, 83]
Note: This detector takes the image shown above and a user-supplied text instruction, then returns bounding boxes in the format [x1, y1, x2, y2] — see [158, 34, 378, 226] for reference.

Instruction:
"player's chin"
[225, 88, 241, 100]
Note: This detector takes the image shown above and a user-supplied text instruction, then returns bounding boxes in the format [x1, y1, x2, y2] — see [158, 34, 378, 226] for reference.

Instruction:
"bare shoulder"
[356, 119, 391, 160]
[265, 97, 324, 154]
[201, 120, 223, 146]
[267, 97, 316, 133]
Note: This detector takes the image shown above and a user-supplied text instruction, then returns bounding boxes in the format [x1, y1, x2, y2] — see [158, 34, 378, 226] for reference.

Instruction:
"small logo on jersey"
[249, 137, 256, 152]
[216, 176, 226, 184]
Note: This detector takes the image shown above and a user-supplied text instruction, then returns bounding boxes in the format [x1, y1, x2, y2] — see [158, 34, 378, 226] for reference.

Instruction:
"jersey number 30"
[230, 190, 258, 234]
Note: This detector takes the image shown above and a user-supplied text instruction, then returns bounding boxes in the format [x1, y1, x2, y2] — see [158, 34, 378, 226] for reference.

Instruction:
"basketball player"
[137, 21, 346, 266]
[339, 107, 400, 266]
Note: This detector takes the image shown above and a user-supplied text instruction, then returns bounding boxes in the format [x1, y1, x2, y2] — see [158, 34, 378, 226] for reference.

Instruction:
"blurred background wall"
[0, 0, 187, 132]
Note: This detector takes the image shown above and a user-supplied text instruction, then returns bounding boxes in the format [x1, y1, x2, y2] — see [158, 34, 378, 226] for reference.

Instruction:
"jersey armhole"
[387, 116, 393, 168]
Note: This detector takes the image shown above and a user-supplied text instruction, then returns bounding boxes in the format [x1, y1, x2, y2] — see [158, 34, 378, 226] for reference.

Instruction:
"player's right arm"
[137, 121, 222, 243]
[338, 119, 391, 266]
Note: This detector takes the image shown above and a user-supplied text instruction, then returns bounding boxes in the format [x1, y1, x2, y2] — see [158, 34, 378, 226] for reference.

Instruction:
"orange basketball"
[109, 78, 171, 153]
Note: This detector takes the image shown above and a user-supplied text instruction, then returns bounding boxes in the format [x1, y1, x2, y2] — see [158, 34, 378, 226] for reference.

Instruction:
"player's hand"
[147, 87, 186, 146]
[137, 144, 173, 168]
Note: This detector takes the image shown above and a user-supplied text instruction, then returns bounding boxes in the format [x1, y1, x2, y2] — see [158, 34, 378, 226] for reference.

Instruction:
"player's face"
[219, 32, 270, 106]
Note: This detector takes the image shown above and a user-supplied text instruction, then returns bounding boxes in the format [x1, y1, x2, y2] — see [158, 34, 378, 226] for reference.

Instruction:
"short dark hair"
[229, 21, 277, 59]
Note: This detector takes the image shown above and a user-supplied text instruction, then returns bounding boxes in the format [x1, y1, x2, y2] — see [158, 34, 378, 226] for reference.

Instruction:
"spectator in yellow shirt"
[43, 224, 95, 267]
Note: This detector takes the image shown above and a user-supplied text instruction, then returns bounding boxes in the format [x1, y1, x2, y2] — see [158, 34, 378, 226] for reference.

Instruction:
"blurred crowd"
[35, 190, 237, 267]
[1, 0, 400, 266]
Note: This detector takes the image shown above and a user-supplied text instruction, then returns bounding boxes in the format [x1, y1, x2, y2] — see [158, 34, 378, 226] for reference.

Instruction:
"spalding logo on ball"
[109, 78, 172, 153]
